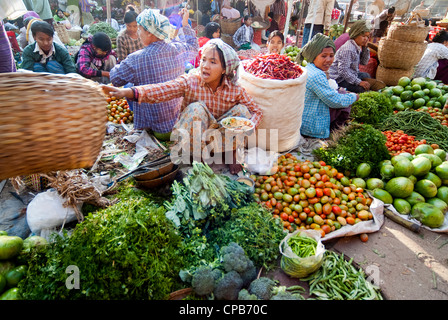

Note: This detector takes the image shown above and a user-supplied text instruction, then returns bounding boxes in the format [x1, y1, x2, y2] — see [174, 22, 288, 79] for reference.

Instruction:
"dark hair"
[291, 15, 299, 22]
[433, 30, 448, 43]
[31, 20, 54, 37]
[92, 32, 112, 52]
[124, 9, 138, 23]
[56, 8, 63, 14]
[268, 12, 274, 18]
[243, 15, 250, 21]
[388, 6, 395, 14]
[204, 22, 220, 39]
[268, 30, 284, 43]
[203, 43, 226, 71]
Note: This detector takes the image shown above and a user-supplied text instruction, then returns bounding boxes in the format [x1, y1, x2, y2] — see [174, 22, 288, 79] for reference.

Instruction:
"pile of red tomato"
[382, 130, 427, 156]
[252, 154, 374, 238]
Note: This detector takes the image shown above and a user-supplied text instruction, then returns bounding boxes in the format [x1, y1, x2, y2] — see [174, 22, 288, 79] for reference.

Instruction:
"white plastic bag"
[279, 229, 326, 278]
[244, 147, 279, 175]
[26, 189, 81, 235]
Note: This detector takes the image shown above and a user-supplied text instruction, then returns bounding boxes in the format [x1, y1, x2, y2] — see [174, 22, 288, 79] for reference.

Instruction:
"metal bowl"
[134, 161, 174, 181]
[136, 166, 179, 189]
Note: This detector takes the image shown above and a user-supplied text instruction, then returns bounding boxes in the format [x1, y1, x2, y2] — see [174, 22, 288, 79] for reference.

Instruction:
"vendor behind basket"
[20, 20, 76, 74]
[297, 33, 359, 139]
[102, 39, 263, 175]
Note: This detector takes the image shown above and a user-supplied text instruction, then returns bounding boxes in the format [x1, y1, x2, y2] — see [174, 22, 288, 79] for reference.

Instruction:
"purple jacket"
[0, 22, 16, 73]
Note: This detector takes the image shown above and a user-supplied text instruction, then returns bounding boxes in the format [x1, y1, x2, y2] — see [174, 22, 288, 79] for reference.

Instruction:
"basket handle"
[405, 12, 424, 26]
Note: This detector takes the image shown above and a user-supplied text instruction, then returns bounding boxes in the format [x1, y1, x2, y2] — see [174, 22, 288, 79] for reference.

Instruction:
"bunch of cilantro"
[350, 91, 393, 125]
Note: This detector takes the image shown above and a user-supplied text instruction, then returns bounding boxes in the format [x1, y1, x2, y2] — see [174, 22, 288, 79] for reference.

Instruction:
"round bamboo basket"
[220, 17, 241, 35]
[377, 38, 427, 70]
[221, 33, 236, 48]
[375, 64, 414, 86]
[0, 72, 107, 180]
[387, 23, 430, 43]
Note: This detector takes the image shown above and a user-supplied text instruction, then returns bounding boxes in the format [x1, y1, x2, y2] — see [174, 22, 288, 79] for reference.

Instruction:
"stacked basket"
[376, 13, 430, 86]
[219, 17, 242, 49]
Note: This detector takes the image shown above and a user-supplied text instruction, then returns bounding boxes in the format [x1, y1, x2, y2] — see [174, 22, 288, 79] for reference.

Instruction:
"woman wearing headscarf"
[103, 39, 262, 174]
[75, 31, 117, 83]
[328, 20, 373, 93]
[109, 8, 199, 141]
[297, 33, 358, 139]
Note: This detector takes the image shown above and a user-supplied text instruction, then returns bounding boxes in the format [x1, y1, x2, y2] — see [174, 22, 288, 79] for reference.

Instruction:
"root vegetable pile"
[242, 54, 303, 80]
[252, 154, 374, 237]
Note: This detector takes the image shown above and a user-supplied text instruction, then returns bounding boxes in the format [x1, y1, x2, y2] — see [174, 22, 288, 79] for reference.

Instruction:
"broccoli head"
[191, 266, 216, 296]
[214, 271, 243, 300]
[238, 289, 258, 300]
[248, 277, 277, 300]
[221, 242, 251, 274]
[239, 259, 257, 287]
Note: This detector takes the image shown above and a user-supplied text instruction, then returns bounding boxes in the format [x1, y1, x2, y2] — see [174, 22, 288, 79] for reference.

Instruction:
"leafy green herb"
[313, 123, 391, 176]
[350, 91, 393, 125]
[19, 188, 185, 300]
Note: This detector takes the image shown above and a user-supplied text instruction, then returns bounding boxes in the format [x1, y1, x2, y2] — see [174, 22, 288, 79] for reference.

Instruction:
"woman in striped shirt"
[116, 8, 144, 62]
[102, 39, 262, 174]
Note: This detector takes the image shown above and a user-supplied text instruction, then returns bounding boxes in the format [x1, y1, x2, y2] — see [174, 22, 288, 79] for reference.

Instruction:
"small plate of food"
[220, 116, 255, 135]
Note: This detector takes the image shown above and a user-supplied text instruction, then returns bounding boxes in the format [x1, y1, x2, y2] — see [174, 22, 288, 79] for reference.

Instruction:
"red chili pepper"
[243, 53, 303, 80]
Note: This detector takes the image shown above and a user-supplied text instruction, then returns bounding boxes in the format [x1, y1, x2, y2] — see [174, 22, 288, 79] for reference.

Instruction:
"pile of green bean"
[378, 110, 448, 151]
[287, 235, 317, 258]
[302, 251, 383, 300]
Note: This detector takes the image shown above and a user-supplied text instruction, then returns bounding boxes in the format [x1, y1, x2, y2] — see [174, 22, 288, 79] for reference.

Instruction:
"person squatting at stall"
[116, 7, 144, 62]
[109, 8, 198, 141]
[329, 20, 372, 93]
[102, 39, 262, 175]
[233, 15, 260, 51]
[297, 33, 358, 139]
[75, 31, 117, 83]
[21, 20, 76, 74]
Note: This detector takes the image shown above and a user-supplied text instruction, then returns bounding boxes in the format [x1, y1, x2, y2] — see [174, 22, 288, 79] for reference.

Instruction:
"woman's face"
[138, 25, 156, 46]
[267, 35, 284, 54]
[354, 31, 370, 47]
[34, 31, 53, 53]
[92, 44, 107, 58]
[200, 47, 225, 86]
[126, 21, 138, 36]
[212, 28, 221, 38]
[57, 11, 64, 18]
[313, 47, 335, 72]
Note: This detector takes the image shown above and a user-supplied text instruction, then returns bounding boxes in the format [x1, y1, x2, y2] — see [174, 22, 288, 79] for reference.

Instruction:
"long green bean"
[378, 110, 448, 151]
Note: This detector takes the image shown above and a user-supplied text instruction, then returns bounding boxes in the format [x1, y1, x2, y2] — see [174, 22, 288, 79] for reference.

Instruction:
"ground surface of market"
[1, 147, 447, 300]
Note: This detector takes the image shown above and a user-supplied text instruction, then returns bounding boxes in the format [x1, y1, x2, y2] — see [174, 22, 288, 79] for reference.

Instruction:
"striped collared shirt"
[110, 26, 199, 133]
[135, 73, 263, 127]
[116, 30, 145, 62]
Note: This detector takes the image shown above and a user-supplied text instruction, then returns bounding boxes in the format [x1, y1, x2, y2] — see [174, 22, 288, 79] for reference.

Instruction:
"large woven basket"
[377, 38, 427, 70]
[375, 64, 414, 86]
[221, 33, 236, 48]
[220, 17, 241, 35]
[387, 13, 430, 43]
[54, 22, 70, 44]
[0, 72, 107, 180]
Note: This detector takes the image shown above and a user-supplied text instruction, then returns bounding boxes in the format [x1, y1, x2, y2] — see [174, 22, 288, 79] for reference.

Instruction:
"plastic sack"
[279, 229, 326, 278]
[26, 189, 81, 235]
[237, 65, 308, 152]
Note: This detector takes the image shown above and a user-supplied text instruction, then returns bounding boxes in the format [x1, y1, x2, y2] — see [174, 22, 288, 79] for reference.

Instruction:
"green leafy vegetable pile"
[164, 161, 253, 236]
[350, 91, 393, 125]
[87, 21, 118, 39]
[18, 188, 185, 300]
[313, 123, 391, 176]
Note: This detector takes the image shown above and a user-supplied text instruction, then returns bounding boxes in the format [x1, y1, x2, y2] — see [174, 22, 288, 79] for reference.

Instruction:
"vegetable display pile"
[242, 53, 303, 80]
[415, 105, 448, 127]
[18, 188, 185, 300]
[302, 251, 383, 300]
[383, 76, 447, 113]
[350, 91, 393, 125]
[106, 95, 134, 124]
[382, 130, 426, 156]
[313, 123, 391, 177]
[378, 110, 448, 152]
[253, 153, 374, 237]
[87, 21, 118, 39]
[287, 233, 317, 258]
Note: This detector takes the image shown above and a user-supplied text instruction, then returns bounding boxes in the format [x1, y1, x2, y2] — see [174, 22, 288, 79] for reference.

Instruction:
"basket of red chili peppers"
[241, 53, 304, 80]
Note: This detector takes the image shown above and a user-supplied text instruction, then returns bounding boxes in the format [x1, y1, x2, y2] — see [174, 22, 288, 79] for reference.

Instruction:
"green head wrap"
[348, 19, 372, 39]
[296, 33, 335, 65]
